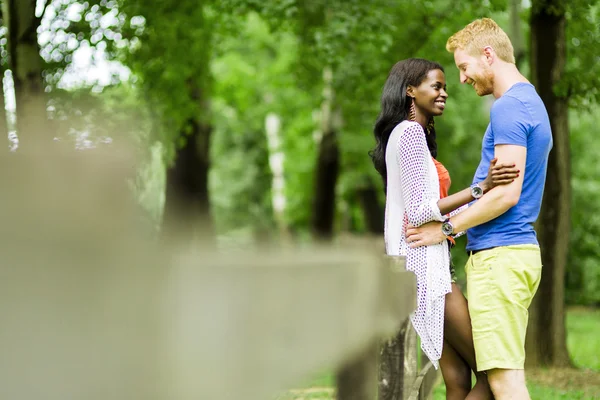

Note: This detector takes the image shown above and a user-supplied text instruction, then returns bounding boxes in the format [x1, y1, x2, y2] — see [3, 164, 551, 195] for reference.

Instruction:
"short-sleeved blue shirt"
[466, 83, 553, 251]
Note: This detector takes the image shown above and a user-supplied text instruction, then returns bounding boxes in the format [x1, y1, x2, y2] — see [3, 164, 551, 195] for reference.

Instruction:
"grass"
[566, 307, 600, 370]
[431, 306, 600, 399]
[277, 306, 600, 400]
[433, 376, 600, 400]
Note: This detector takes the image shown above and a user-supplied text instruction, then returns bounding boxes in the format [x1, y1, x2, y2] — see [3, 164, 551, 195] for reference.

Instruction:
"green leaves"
[116, 0, 214, 159]
[562, 1, 600, 107]
[567, 110, 600, 305]
[209, 12, 313, 235]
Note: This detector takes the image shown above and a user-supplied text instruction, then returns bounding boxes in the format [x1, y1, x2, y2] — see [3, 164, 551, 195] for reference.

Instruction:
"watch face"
[472, 185, 483, 198]
[442, 222, 453, 236]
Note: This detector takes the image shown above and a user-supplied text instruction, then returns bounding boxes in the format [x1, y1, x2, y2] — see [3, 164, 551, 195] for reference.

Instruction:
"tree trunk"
[265, 112, 291, 241]
[161, 117, 213, 246]
[3, 0, 46, 148]
[311, 66, 340, 241]
[0, 70, 9, 150]
[356, 182, 385, 234]
[527, 0, 571, 367]
[509, 0, 526, 69]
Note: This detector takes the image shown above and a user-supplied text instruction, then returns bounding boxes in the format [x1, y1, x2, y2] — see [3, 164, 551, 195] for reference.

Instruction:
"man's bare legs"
[487, 369, 530, 400]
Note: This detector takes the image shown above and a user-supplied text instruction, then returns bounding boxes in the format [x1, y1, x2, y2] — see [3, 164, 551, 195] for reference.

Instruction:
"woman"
[369, 58, 517, 399]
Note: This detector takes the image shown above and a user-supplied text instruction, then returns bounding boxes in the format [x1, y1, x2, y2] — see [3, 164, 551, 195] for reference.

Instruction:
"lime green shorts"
[465, 244, 542, 371]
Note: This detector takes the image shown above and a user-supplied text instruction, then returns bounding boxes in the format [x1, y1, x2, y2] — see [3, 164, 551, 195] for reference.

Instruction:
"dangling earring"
[427, 118, 435, 135]
[408, 97, 416, 121]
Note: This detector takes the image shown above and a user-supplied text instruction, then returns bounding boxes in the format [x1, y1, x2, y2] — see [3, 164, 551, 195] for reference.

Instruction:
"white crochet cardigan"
[384, 120, 452, 369]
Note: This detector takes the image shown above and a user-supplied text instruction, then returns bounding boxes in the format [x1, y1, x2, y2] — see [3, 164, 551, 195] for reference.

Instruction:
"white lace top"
[384, 120, 452, 369]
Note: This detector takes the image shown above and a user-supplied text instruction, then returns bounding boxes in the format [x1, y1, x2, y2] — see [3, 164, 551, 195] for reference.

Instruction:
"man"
[405, 18, 553, 400]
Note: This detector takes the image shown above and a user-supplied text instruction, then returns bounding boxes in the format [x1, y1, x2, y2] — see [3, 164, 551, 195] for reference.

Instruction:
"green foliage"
[209, 13, 316, 237]
[197, 1, 512, 238]
[30, 1, 600, 292]
[566, 110, 600, 305]
[133, 143, 166, 232]
[117, 0, 213, 161]
[559, 2, 600, 107]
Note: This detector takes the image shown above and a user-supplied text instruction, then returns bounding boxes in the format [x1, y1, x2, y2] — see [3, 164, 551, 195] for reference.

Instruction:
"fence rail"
[2, 162, 433, 400]
[336, 255, 439, 400]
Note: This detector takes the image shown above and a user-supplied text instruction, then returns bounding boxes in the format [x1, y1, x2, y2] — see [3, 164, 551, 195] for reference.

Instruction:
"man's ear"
[482, 46, 495, 65]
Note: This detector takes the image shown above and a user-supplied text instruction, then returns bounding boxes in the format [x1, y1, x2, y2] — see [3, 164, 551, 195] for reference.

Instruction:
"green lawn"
[277, 307, 600, 400]
[433, 381, 596, 400]
[566, 307, 600, 370]
[432, 307, 600, 400]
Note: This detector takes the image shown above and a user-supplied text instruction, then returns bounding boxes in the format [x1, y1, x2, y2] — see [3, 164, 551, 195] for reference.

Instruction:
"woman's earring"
[427, 118, 435, 135]
[409, 98, 416, 121]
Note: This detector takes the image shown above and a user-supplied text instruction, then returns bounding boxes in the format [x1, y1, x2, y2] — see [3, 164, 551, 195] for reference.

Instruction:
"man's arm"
[436, 158, 518, 215]
[405, 144, 526, 248]
[449, 144, 526, 233]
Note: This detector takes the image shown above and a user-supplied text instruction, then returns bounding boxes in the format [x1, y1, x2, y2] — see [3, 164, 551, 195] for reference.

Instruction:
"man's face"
[454, 48, 494, 96]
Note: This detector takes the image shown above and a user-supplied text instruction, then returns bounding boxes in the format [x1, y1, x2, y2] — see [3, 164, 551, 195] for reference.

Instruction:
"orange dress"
[433, 157, 455, 246]
[432, 157, 451, 198]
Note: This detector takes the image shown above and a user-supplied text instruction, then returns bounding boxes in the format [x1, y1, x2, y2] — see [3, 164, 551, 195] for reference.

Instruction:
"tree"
[527, 0, 600, 367]
[527, 0, 571, 367]
[509, 0, 526, 69]
[311, 66, 340, 240]
[119, 0, 215, 244]
[3, 0, 46, 147]
[0, 9, 9, 148]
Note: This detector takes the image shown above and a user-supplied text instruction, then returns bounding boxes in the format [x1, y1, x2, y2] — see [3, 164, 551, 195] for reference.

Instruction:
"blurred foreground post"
[0, 146, 164, 400]
[0, 145, 419, 400]
[377, 257, 438, 400]
[169, 244, 415, 400]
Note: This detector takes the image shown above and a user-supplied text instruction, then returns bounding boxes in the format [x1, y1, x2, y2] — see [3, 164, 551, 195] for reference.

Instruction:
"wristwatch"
[471, 183, 484, 199]
[441, 218, 455, 237]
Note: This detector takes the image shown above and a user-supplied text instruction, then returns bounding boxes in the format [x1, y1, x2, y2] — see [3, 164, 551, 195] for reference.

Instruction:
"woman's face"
[410, 69, 448, 117]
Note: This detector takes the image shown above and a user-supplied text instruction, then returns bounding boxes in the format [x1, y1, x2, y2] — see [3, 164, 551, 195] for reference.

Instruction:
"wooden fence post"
[0, 161, 418, 400]
[376, 255, 418, 400]
[411, 349, 439, 400]
[378, 319, 418, 400]
[336, 340, 380, 400]
[335, 252, 415, 400]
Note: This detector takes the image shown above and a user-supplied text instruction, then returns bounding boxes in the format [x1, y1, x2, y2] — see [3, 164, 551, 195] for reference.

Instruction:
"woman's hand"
[481, 157, 519, 193]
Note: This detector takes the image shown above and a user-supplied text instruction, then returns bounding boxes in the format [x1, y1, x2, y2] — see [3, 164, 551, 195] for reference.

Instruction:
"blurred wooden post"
[406, 347, 438, 400]
[378, 319, 417, 400]
[0, 154, 418, 400]
[379, 320, 439, 400]
[377, 255, 418, 400]
[337, 254, 415, 400]
[336, 340, 380, 400]
[166, 247, 416, 400]
[415, 348, 439, 400]
[377, 253, 441, 400]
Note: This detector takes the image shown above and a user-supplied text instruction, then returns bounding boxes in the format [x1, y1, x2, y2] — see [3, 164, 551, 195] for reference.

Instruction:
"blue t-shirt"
[466, 82, 553, 251]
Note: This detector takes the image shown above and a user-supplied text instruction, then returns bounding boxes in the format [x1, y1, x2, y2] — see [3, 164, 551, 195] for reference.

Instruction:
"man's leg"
[466, 245, 542, 400]
[487, 368, 529, 400]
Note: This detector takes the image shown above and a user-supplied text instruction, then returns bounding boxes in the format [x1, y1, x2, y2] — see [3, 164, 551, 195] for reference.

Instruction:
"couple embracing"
[371, 18, 552, 400]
